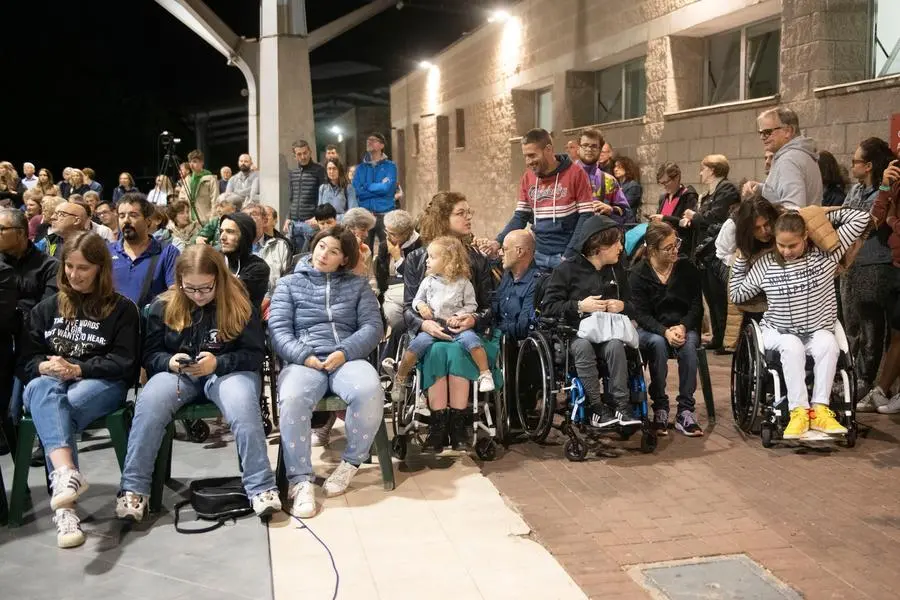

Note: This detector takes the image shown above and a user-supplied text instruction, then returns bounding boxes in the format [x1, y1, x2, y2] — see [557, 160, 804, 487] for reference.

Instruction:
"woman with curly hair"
[613, 155, 643, 216]
[0, 161, 25, 208]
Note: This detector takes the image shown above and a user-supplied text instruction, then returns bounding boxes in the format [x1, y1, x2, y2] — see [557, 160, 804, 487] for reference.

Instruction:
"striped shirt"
[729, 208, 870, 335]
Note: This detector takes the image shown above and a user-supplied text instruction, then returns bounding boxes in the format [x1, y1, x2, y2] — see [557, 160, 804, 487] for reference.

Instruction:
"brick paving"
[483, 354, 900, 599]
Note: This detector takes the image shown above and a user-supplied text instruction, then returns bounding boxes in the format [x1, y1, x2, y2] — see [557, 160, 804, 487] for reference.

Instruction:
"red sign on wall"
[891, 113, 900, 155]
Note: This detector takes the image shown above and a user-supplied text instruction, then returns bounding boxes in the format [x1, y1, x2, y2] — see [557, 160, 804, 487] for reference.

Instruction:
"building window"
[455, 108, 466, 149]
[871, 0, 900, 77]
[536, 88, 553, 132]
[413, 123, 420, 156]
[705, 19, 780, 106]
[595, 58, 647, 123]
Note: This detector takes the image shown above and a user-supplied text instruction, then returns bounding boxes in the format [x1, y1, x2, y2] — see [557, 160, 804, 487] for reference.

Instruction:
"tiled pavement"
[483, 353, 900, 599]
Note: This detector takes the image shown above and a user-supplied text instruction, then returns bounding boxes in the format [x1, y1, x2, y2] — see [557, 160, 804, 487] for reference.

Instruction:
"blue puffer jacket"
[268, 256, 383, 366]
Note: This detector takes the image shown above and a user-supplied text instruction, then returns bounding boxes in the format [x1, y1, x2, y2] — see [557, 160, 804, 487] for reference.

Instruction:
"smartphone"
[176, 356, 198, 366]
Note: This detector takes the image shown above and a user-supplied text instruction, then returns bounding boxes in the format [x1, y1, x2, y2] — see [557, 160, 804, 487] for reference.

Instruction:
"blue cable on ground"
[292, 515, 339, 600]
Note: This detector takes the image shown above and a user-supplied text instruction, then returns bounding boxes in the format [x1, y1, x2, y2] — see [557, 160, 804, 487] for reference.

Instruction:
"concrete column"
[258, 0, 316, 221]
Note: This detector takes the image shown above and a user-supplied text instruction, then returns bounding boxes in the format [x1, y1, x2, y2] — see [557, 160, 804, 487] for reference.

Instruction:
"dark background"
[3, 0, 489, 193]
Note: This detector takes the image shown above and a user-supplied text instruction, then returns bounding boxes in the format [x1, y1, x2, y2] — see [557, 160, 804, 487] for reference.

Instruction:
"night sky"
[4, 0, 489, 193]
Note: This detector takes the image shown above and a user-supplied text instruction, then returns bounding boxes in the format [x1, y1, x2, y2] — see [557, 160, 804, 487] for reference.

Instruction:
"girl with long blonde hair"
[117, 244, 280, 522]
[21, 231, 141, 548]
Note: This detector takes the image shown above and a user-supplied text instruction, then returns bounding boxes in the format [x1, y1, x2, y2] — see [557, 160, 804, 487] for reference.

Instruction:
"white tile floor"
[267, 427, 588, 600]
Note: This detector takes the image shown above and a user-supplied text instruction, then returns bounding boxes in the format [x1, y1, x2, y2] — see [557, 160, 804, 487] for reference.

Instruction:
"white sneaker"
[877, 393, 900, 415]
[54, 508, 85, 549]
[251, 489, 282, 518]
[49, 466, 88, 511]
[858, 387, 889, 413]
[311, 413, 337, 447]
[288, 481, 317, 518]
[381, 357, 397, 379]
[477, 371, 495, 392]
[115, 491, 147, 522]
[322, 461, 359, 497]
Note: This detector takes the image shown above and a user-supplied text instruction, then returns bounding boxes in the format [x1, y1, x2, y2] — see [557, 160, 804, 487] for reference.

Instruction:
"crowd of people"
[1, 106, 899, 550]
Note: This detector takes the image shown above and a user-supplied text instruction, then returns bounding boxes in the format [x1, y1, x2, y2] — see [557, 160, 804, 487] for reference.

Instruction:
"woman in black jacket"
[630, 222, 704, 438]
[21, 232, 141, 548]
[398, 191, 496, 452]
[541, 215, 640, 429]
[650, 162, 698, 254]
[116, 245, 279, 523]
[680, 154, 741, 350]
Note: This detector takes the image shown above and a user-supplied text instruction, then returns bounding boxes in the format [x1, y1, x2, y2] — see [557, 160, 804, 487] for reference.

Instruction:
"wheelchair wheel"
[760, 422, 774, 448]
[844, 423, 857, 448]
[475, 437, 497, 461]
[564, 437, 587, 462]
[515, 333, 555, 443]
[731, 323, 763, 433]
[186, 419, 210, 443]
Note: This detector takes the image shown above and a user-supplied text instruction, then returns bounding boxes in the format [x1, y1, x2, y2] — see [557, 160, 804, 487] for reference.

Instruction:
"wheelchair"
[730, 318, 857, 448]
[514, 318, 656, 461]
[388, 330, 509, 462]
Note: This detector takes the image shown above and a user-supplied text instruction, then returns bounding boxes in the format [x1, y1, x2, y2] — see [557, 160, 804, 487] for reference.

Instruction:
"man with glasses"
[490, 128, 594, 271]
[35, 202, 88, 257]
[744, 107, 822, 209]
[241, 201, 290, 301]
[0, 207, 59, 451]
[352, 132, 397, 251]
[109, 193, 179, 309]
[598, 142, 614, 175]
[375, 209, 421, 342]
[94, 200, 120, 242]
[576, 128, 632, 224]
[493, 229, 540, 342]
[285, 139, 326, 252]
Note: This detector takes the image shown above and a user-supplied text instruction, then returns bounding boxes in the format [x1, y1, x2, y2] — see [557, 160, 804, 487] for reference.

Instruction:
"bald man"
[226, 153, 259, 201]
[493, 229, 541, 341]
[35, 201, 87, 257]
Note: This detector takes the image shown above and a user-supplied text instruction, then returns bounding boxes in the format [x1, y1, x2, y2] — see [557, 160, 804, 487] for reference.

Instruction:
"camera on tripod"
[159, 130, 181, 152]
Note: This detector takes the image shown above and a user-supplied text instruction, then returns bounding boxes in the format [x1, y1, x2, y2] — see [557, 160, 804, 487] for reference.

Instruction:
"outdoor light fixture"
[330, 125, 341, 135]
[488, 9, 511, 23]
[418, 60, 434, 70]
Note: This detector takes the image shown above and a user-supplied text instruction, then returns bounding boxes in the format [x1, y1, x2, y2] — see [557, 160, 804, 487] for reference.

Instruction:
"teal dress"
[419, 329, 503, 391]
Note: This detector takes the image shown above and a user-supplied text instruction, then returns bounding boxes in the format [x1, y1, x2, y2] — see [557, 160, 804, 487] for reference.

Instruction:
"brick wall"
[391, 0, 900, 238]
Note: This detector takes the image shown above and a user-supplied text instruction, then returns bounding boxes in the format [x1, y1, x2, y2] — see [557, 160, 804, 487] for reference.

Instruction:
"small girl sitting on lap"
[391, 236, 494, 395]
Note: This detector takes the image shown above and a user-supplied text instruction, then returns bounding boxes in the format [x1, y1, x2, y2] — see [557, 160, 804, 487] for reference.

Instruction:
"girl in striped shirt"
[729, 208, 871, 439]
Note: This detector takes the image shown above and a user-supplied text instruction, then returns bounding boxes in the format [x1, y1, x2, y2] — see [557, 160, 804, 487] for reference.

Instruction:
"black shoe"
[616, 402, 642, 426]
[586, 404, 618, 429]
[423, 409, 449, 453]
[448, 408, 471, 451]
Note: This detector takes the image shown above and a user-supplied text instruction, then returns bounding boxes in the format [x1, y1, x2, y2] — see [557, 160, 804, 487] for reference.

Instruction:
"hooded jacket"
[629, 257, 703, 336]
[0, 241, 59, 314]
[220, 212, 270, 308]
[268, 255, 383, 366]
[23, 292, 141, 383]
[352, 153, 397, 215]
[540, 215, 632, 326]
[498, 153, 594, 258]
[689, 178, 740, 261]
[762, 135, 823, 209]
[142, 297, 265, 378]
[288, 161, 326, 221]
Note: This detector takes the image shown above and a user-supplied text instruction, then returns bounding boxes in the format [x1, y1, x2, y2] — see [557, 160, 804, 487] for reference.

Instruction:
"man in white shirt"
[225, 154, 260, 202]
[21, 163, 38, 189]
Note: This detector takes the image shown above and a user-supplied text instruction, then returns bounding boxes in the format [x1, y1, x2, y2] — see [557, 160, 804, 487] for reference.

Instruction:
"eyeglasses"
[758, 126, 785, 139]
[452, 209, 475, 218]
[181, 284, 216, 295]
[53, 210, 79, 219]
[851, 159, 870, 165]
[579, 143, 600, 150]
[661, 238, 683, 253]
[658, 179, 673, 186]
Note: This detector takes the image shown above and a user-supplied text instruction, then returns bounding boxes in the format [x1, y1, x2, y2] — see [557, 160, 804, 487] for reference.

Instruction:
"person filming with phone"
[116, 244, 280, 523]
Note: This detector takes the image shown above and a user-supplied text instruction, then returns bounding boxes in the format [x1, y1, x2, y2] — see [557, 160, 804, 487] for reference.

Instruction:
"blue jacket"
[268, 256, 384, 366]
[352, 153, 397, 215]
[109, 237, 180, 309]
[493, 263, 541, 341]
[318, 182, 358, 216]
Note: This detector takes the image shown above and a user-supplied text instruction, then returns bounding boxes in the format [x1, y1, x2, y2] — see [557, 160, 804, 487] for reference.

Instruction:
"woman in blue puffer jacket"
[269, 225, 384, 519]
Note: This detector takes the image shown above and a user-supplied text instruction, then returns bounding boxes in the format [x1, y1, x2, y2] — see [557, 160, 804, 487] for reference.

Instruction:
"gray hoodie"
[762, 135, 822, 209]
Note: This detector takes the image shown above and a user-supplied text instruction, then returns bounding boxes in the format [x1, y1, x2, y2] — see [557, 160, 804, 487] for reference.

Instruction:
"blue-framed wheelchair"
[387, 331, 509, 462]
[513, 318, 656, 461]
[730, 317, 857, 448]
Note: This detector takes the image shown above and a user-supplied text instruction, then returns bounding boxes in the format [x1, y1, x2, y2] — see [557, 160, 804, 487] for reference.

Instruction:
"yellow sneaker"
[810, 404, 848, 435]
[782, 407, 810, 439]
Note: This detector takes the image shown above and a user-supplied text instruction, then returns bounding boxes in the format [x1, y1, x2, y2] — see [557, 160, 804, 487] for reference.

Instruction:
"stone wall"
[391, 0, 899, 238]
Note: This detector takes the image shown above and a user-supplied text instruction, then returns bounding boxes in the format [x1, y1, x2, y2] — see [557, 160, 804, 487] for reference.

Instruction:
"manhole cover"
[629, 554, 802, 599]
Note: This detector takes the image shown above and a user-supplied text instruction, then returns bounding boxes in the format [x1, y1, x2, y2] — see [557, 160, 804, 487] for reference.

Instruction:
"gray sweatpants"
[569, 338, 629, 409]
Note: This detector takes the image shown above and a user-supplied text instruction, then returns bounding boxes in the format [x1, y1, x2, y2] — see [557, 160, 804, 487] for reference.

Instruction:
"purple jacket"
[577, 161, 633, 225]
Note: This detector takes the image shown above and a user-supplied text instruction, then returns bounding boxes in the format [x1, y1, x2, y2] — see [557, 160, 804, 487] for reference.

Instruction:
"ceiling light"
[488, 9, 510, 23]
[418, 60, 434, 70]
[330, 125, 341, 135]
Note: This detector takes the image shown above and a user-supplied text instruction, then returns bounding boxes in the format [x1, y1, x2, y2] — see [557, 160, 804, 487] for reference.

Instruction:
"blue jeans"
[278, 360, 383, 485]
[120, 371, 276, 497]
[638, 329, 699, 414]
[407, 329, 482, 357]
[292, 220, 317, 253]
[535, 251, 563, 270]
[23, 376, 127, 470]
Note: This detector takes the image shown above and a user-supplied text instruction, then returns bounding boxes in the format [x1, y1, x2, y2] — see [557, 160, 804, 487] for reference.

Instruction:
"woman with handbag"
[630, 222, 704, 438]
[116, 245, 280, 523]
[541, 215, 640, 429]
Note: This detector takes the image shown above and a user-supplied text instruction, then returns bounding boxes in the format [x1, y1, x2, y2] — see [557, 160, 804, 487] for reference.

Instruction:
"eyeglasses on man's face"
[758, 126, 785, 139]
[53, 210, 79, 220]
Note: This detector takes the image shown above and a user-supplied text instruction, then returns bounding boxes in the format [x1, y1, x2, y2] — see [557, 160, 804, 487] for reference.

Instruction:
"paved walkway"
[483, 353, 900, 599]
